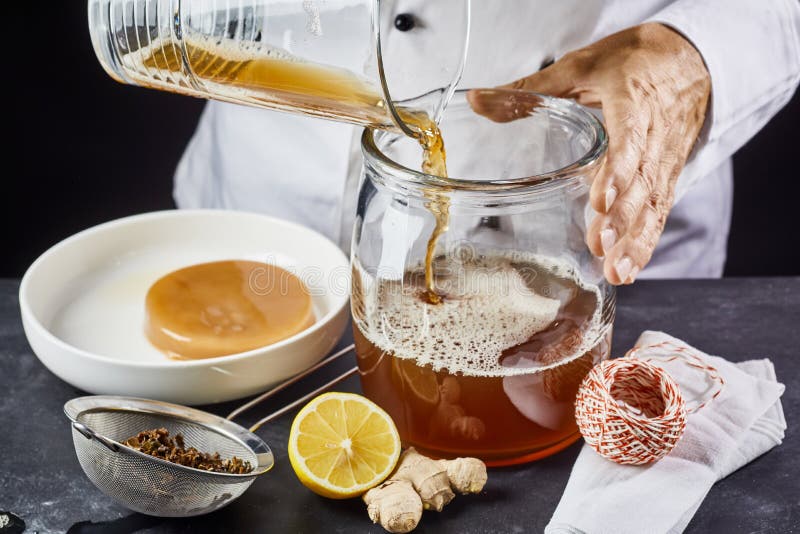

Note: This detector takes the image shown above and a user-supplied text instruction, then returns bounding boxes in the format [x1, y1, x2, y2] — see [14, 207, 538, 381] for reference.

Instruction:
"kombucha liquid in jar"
[353, 252, 612, 465]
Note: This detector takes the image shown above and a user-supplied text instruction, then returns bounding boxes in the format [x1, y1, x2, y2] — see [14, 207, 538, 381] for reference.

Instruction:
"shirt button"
[394, 13, 416, 32]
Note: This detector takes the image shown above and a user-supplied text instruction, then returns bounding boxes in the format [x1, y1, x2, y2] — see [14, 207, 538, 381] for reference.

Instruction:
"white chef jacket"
[174, 0, 800, 278]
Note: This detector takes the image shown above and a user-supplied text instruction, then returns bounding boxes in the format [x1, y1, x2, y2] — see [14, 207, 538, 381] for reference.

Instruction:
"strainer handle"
[249, 366, 359, 432]
[227, 344, 356, 421]
[72, 421, 120, 453]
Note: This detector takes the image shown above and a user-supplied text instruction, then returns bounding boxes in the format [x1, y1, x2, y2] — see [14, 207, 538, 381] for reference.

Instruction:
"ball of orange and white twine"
[574, 341, 725, 465]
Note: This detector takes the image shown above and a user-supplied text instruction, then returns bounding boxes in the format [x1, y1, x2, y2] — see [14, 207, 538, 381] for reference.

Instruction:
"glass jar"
[351, 89, 613, 465]
[87, 0, 470, 135]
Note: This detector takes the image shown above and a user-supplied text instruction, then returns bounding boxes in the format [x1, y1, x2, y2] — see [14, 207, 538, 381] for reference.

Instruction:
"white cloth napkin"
[545, 331, 786, 534]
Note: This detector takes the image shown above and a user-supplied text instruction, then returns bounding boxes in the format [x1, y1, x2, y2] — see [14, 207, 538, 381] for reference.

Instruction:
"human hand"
[468, 23, 711, 284]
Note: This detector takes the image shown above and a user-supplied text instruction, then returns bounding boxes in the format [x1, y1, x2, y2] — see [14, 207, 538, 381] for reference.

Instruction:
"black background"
[6, 3, 800, 278]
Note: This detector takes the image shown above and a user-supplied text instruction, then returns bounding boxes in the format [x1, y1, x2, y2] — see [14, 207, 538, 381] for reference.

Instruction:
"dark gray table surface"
[1, 278, 798, 534]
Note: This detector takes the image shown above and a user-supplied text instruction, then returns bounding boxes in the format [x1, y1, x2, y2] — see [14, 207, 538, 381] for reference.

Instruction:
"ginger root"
[363, 448, 488, 533]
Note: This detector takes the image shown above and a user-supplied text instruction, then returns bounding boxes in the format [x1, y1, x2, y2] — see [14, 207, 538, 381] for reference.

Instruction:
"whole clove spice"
[123, 428, 253, 474]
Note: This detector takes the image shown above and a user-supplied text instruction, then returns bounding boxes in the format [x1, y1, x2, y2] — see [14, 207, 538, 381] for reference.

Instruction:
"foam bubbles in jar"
[359, 252, 603, 377]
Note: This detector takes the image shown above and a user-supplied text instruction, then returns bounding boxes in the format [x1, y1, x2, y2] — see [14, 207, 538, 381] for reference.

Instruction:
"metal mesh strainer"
[64, 345, 356, 517]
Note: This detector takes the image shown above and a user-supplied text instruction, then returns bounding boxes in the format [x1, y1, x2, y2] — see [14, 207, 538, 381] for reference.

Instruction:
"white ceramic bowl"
[20, 210, 350, 405]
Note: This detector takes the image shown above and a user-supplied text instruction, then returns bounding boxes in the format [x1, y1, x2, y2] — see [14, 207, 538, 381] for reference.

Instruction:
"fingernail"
[605, 187, 618, 211]
[600, 228, 617, 255]
[615, 256, 633, 282]
[627, 266, 640, 283]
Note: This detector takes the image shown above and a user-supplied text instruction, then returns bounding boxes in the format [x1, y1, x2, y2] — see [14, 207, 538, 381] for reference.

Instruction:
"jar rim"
[361, 88, 608, 194]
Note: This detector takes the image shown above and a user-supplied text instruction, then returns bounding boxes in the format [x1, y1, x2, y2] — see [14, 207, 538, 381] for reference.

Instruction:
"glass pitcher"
[87, 0, 470, 135]
[351, 88, 613, 465]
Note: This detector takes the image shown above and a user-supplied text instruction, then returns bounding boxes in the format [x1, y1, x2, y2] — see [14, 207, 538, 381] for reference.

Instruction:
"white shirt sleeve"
[647, 0, 800, 199]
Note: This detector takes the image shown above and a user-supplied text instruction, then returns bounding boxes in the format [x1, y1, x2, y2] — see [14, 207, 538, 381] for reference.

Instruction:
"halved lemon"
[288, 392, 402, 499]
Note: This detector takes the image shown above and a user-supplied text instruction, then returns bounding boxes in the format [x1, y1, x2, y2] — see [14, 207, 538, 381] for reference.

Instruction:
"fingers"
[466, 89, 546, 123]
[587, 100, 661, 258]
[497, 60, 577, 97]
[587, 101, 677, 285]
[589, 99, 650, 214]
[602, 199, 669, 285]
[589, 153, 677, 285]
[467, 56, 581, 122]
[588, 177, 645, 257]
